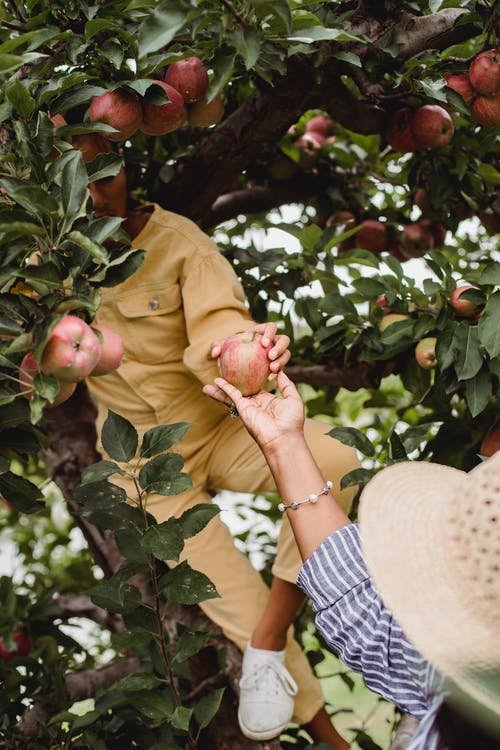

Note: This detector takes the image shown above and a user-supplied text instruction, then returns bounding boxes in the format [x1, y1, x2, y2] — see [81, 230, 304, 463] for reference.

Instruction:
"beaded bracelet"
[278, 480, 333, 511]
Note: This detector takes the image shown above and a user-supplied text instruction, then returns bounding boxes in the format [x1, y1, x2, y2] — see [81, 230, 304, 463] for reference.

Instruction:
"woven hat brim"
[358, 457, 500, 725]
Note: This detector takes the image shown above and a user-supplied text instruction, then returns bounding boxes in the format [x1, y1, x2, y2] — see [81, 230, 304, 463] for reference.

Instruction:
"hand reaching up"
[203, 370, 305, 452]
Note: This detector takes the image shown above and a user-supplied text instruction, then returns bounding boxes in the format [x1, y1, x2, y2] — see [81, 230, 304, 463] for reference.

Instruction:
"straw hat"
[358, 453, 500, 733]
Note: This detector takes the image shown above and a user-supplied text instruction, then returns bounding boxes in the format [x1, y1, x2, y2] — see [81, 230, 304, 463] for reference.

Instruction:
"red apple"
[387, 242, 409, 262]
[18, 351, 76, 407]
[49, 112, 68, 130]
[306, 114, 332, 137]
[89, 325, 124, 376]
[469, 49, 500, 96]
[386, 108, 417, 153]
[89, 90, 143, 142]
[480, 426, 500, 457]
[164, 56, 209, 103]
[218, 332, 272, 396]
[188, 95, 225, 127]
[429, 222, 447, 248]
[401, 221, 434, 257]
[72, 133, 113, 163]
[378, 313, 409, 332]
[355, 219, 388, 253]
[375, 294, 391, 314]
[471, 94, 500, 127]
[411, 105, 454, 149]
[414, 187, 432, 217]
[295, 131, 324, 169]
[444, 73, 475, 105]
[41, 316, 102, 382]
[0, 631, 33, 661]
[449, 285, 479, 318]
[415, 337, 437, 370]
[141, 81, 187, 136]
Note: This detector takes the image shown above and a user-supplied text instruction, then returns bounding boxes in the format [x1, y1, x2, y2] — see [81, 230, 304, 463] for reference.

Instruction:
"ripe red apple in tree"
[164, 56, 209, 103]
[469, 49, 500, 96]
[295, 131, 324, 169]
[449, 285, 479, 318]
[89, 90, 143, 142]
[49, 112, 68, 130]
[414, 187, 432, 217]
[0, 631, 33, 661]
[355, 219, 388, 253]
[141, 81, 187, 136]
[378, 313, 409, 332]
[41, 316, 102, 382]
[89, 325, 124, 376]
[72, 133, 113, 163]
[19, 351, 76, 407]
[411, 105, 454, 149]
[415, 337, 437, 370]
[401, 221, 434, 257]
[375, 294, 391, 314]
[471, 94, 500, 127]
[326, 210, 356, 228]
[188, 95, 225, 127]
[386, 108, 417, 152]
[444, 73, 475, 105]
[480, 426, 500, 457]
[306, 113, 332, 137]
[218, 332, 272, 396]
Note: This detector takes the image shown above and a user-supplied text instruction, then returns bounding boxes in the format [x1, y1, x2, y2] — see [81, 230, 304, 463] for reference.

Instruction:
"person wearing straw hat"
[203, 369, 500, 750]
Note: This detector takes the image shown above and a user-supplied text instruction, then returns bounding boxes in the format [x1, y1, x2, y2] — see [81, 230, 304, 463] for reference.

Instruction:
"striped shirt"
[297, 524, 446, 750]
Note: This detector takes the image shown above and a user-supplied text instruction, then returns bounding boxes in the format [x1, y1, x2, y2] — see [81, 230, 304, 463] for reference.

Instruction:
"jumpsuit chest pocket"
[116, 284, 185, 364]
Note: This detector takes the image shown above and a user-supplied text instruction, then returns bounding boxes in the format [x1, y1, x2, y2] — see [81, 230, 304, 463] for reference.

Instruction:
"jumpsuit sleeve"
[181, 245, 254, 385]
[297, 524, 433, 719]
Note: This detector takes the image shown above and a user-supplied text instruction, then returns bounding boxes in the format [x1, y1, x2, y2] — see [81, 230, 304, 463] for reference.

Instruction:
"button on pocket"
[116, 284, 184, 364]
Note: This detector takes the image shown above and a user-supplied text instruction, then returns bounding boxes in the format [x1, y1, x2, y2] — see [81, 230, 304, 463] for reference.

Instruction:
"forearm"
[264, 434, 351, 561]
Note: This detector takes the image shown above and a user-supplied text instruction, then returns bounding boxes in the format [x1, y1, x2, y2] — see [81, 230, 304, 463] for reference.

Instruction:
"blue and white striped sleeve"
[297, 524, 431, 718]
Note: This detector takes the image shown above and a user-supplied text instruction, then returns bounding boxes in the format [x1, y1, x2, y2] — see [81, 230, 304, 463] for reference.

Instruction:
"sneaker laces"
[240, 658, 298, 698]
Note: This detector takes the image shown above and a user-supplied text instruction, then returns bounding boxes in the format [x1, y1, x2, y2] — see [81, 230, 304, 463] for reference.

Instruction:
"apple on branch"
[164, 56, 209, 103]
[378, 313, 410, 332]
[19, 351, 77, 407]
[218, 332, 272, 396]
[89, 89, 143, 142]
[40, 315, 102, 382]
[444, 73, 475, 105]
[141, 81, 187, 136]
[415, 337, 437, 370]
[355, 219, 388, 253]
[469, 49, 500, 96]
[89, 324, 124, 376]
[187, 95, 225, 127]
[449, 285, 480, 318]
[411, 105, 454, 149]
[0, 631, 34, 661]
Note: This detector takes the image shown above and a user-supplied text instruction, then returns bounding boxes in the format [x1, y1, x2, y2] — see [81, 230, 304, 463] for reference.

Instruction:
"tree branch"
[55, 594, 124, 632]
[286, 361, 381, 391]
[393, 9, 474, 60]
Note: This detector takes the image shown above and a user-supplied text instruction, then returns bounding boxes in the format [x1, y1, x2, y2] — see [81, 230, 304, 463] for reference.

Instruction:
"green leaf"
[231, 27, 261, 70]
[141, 518, 184, 561]
[130, 691, 174, 721]
[454, 325, 483, 380]
[86, 152, 123, 183]
[479, 292, 500, 359]
[65, 231, 109, 265]
[138, 3, 187, 58]
[320, 293, 358, 317]
[80, 460, 125, 485]
[171, 706, 192, 732]
[60, 150, 89, 234]
[0, 177, 58, 219]
[388, 430, 408, 461]
[288, 27, 364, 43]
[140, 422, 192, 458]
[465, 367, 492, 418]
[328, 427, 375, 457]
[333, 51, 362, 67]
[479, 262, 500, 285]
[139, 453, 188, 494]
[173, 630, 212, 663]
[178, 503, 221, 539]
[101, 411, 138, 462]
[5, 80, 36, 119]
[0, 471, 44, 513]
[340, 467, 373, 491]
[194, 688, 225, 729]
[159, 561, 219, 605]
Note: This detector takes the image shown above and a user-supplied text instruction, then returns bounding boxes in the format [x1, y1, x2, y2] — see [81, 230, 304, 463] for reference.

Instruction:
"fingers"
[252, 321, 277, 347]
[276, 370, 301, 400]
[210, 339, 222, 359]
[269, 339, 291, 372]
[202, 379, 243, 408]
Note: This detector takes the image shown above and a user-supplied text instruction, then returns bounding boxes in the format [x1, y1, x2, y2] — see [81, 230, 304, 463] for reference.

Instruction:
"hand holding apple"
[211, 323, 291, 373]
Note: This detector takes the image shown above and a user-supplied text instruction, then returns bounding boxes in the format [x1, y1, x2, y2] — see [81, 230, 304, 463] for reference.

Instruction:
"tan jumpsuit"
[86, 205, 360, 723]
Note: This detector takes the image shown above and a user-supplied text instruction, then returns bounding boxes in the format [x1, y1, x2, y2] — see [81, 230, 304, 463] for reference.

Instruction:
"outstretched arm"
[203, 370, 351, 561]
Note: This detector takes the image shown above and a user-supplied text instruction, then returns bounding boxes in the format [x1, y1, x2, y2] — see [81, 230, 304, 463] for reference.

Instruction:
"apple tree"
[0, 1, 499, 748]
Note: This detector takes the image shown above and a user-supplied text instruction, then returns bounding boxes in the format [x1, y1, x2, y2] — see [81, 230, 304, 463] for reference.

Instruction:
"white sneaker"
[238, 644, 298, 741]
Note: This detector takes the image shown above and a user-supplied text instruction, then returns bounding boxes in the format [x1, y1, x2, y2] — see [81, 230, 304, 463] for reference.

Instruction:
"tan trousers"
[117, 412, 359, 724]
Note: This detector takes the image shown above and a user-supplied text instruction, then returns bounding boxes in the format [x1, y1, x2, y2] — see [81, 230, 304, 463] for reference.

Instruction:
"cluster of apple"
[19, 315, 123, 409]
[0, 631, 33, 661]
[376, 283, 481, 373]
[326, 212, 446, 260]
[445, 48, 500, 127]
[87, 56, 224, 142]
[386, 103, 454, 153]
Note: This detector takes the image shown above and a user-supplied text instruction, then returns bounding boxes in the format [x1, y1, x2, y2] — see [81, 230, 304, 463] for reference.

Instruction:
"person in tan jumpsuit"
[84, 145, 359, 748]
